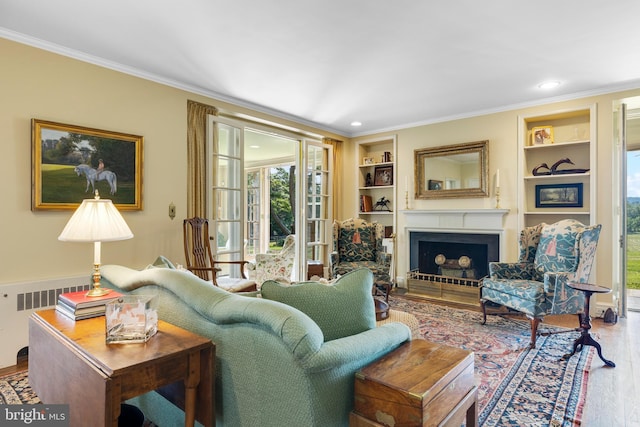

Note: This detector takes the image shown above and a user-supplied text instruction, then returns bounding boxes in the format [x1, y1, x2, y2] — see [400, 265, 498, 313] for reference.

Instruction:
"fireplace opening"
[419, 241, 488, 279]
[410, 231, 500, 280]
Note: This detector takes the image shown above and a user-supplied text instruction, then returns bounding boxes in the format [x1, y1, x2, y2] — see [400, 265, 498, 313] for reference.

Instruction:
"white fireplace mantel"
[402, 209, 509, 231]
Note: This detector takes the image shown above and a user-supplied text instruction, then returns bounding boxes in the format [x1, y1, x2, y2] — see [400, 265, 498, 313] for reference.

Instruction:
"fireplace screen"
[407, 231, 500, 306]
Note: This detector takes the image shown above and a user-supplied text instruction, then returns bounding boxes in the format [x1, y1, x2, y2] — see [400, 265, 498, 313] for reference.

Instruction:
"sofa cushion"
[144, 255, 176, 270]
[261, 268, 375, 341]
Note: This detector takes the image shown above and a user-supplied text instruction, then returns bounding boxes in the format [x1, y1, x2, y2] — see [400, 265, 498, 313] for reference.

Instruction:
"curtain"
[324, 137, 343, 221]
[187, 100, 218, 217]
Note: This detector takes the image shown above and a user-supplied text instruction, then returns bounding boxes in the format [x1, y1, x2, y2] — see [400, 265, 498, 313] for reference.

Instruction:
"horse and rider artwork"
[31, 119, 143, 210]
[74, 163, 118, 195]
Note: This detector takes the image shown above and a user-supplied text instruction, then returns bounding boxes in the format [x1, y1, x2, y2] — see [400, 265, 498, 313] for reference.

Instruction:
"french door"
[207, 115, 332, 281]
[206, 117, 246, 278]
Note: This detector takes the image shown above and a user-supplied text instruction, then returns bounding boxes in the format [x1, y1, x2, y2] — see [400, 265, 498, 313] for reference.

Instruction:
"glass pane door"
[208, 118, 245, 278]
[302, 140, 332, 279]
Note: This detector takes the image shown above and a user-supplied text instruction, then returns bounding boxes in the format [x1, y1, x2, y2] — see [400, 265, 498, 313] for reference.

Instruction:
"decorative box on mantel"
[402, 209, 509, 308]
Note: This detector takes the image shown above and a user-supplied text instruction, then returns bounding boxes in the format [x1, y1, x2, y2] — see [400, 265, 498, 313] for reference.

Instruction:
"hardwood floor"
[545, 311, 640, 426]
[3, 311, 638, 426]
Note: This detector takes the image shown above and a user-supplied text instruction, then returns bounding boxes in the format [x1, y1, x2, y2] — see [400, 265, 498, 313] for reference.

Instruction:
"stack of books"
[56, 289, 123, 320]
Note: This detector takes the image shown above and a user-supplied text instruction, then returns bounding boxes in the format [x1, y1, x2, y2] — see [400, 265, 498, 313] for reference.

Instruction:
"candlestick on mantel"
[496, 169, 500, 189]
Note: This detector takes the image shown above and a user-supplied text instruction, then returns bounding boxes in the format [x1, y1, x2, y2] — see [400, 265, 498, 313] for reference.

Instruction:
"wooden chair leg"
[529, 317, 541, 349]
[480, 300, 488, 325]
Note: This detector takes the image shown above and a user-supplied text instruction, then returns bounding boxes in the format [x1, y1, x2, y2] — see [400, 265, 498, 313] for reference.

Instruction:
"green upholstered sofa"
[100, 264, 411, 427]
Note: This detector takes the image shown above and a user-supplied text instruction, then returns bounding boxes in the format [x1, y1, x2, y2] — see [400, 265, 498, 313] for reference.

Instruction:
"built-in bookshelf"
[518, 105, 597, 229]
[356, 136, 397, 233]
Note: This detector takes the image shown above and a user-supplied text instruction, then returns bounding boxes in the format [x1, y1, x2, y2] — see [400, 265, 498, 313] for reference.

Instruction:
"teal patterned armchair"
[481, 219, 601, 348]
[330, 218, 392, 290]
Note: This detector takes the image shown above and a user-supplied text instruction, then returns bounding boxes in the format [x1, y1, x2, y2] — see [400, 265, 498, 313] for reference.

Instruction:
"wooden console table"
[29, 309, 215, 427]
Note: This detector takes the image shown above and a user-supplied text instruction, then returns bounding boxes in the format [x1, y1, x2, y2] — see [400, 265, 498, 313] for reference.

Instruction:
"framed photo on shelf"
[32, 119, 143, 211]
[531, 126, 554, 145]
[535, 183, 583, 208]
[428, 179, 443, 190]
[363, 157, 374, 165]
[373, 166, 393, 186]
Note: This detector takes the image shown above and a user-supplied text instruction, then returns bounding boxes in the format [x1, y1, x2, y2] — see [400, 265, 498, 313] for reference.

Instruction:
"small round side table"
[563, 282, 615, 367]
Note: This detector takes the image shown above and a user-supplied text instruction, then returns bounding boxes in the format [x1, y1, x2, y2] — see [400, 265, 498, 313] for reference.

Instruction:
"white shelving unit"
[518, 105, 597, 229]
[356, 136, 397, 234]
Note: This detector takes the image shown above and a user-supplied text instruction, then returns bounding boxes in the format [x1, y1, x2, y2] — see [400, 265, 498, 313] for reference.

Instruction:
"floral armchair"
[330, 218, 392, 293]
[481, 219, 601, 348]
[253, 235, 296, 286]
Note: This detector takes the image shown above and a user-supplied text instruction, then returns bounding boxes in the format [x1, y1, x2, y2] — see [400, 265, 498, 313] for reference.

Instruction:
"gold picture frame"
[531, 126, 554, 145]
[32, 119, 143, 210]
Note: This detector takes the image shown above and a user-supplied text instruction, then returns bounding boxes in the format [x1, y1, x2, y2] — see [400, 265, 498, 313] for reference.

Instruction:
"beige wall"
[0, 38, 342, 285]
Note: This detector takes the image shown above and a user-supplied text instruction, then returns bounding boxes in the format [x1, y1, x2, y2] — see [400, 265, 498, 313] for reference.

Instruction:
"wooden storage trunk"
[352, 339, 477, 427]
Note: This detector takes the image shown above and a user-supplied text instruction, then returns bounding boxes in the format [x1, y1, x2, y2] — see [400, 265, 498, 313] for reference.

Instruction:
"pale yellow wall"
[349, 90, 640, 299]
[3, 35, 639, 302]
[0, 38, 343, 284]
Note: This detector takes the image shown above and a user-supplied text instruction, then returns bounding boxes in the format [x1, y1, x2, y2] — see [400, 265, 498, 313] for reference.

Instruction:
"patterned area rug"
[389, 294, 594, 427]
[0, 370, 39, 404]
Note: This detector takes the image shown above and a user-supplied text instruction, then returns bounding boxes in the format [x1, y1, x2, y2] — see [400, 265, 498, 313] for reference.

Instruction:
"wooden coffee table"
[29, 309, 215, 426]
[563, 282, 615, 367]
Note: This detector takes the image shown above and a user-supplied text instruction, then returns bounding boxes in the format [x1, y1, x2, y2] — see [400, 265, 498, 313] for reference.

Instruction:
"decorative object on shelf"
[363, 157, 373, 165]
[531, 125, 554, 145]
[374, 197, 391, 212]
[382, 151, 392, 162]
[366, 172, 373, 187]
[58, 190, 134, 297]
[535, 183, 583, 208]
[532, 158, 590, 176]
[31, 119, 143, 211]
[374, 166, 393, 186]
[428, 179, 443, 190]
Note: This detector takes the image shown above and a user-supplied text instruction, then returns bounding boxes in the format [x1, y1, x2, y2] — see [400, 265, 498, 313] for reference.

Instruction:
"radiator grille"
[16, 284, 92, 311]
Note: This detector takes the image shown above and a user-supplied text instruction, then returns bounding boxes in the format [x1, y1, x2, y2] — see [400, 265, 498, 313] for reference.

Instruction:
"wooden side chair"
[183, 217, 257, 292]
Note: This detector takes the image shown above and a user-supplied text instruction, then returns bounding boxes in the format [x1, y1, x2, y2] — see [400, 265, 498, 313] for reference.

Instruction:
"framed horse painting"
[31, 119, 143, 210]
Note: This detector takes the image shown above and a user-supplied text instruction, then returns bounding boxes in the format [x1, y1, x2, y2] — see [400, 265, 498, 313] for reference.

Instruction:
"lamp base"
[86, 286, 111, 297]
[86, 262, 111, 297]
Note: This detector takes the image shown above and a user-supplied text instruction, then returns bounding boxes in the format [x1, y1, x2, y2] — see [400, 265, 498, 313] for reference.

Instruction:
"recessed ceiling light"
[537, 81, 561, 90]
[350, 121, 362, 127]
[249, 145, 260, 149]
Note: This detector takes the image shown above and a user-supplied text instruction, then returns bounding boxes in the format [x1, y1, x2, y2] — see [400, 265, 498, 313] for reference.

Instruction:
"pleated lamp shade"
[59, 196, 133, 243]
[58, 192, 133, 296]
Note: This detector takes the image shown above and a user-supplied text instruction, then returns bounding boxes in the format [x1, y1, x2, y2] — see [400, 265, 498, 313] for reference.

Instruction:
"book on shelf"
[58, 289, 123, 309]
[360, 195, 373, 212]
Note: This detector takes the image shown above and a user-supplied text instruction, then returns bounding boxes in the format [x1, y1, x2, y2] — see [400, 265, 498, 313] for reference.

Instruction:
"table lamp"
[58, 190, 133, 297]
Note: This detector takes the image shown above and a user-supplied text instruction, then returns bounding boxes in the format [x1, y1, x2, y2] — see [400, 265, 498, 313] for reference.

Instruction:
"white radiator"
[0, 275, 88, 368]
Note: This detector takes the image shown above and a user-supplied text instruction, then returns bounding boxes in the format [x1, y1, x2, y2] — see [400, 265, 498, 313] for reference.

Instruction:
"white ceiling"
[2, 0, 640, 137]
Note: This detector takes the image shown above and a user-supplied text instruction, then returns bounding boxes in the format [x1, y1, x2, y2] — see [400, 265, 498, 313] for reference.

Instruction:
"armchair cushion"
[338, 228, 375, 262]
[534, 221, 580, 275]
[261, 268, 376, 342]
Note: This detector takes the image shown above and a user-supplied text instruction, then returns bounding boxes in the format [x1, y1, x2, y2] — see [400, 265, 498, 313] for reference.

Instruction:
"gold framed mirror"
[415, 140, 489, 199]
